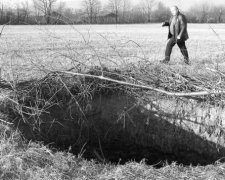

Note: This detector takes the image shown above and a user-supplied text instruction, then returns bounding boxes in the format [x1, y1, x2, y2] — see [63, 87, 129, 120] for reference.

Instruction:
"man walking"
[161, 6, 189, 64]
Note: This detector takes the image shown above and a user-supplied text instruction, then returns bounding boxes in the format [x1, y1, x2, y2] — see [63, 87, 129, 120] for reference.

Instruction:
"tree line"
[0, 0, 225, 25]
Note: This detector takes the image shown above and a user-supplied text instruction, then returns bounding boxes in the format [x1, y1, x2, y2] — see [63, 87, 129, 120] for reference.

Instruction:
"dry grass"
[1, 24, 225, 81]
[0, 122, 225, 180]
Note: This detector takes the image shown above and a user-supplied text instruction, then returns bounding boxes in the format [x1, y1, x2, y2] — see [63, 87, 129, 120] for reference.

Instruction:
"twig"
[0, 21, 10, 36]
[59, 71, 225, 97]
[0, 119, 13, 125]
[206, 67, 225, 78]
[208, 24, 225, 52]
[0, 94, 44, 114]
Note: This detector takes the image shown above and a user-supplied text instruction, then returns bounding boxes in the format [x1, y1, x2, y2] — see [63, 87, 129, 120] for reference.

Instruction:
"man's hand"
[162, 22, 169, 27]
[161, 22, 165, 27]
[177, 36, 181, 43]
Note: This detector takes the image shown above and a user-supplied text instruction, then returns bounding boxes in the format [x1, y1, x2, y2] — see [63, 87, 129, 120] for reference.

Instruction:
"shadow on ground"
[6, 90, 225, 167]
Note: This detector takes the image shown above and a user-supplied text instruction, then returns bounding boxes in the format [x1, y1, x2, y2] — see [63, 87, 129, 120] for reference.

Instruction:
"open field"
[1, 24, 225, 179]
[1, 24, 225, 80]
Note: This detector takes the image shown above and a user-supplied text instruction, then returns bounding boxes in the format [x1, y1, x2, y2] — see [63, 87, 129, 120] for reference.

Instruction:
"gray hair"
[170, 6, 179, 11]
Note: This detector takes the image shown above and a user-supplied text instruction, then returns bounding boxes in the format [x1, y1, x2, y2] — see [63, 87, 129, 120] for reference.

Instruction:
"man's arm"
[178, 15, 187, 39]
[162, 21, 170, 27]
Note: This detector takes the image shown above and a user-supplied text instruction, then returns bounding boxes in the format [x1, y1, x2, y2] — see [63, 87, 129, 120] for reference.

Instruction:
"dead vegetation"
[1, 62, 225, 165]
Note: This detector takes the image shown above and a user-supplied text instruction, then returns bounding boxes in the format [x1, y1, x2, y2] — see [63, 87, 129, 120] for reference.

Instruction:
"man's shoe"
[160, 59, 169, 64]
[184, 58, 190, 65]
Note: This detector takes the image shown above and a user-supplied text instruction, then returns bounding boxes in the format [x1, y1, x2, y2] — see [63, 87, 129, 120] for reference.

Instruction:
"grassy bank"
[0, 122, 225, 180]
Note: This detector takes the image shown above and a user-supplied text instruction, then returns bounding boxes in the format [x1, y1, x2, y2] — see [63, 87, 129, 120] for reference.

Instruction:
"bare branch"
[59, 71, 225, 97]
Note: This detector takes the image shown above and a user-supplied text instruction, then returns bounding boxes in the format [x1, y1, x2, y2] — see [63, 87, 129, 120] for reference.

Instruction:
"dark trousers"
[165, 37, 189, 61]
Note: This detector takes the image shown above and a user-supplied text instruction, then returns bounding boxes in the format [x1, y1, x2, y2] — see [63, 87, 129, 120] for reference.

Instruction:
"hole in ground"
[12, 92, 225, 168]
[5, 73, 225, 168]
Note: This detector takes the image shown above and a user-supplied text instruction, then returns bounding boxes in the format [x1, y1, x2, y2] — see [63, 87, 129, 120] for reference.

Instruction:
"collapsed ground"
[1, 63, 225, 168]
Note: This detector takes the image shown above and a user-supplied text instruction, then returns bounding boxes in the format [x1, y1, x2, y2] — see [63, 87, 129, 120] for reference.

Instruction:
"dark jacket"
[162, 12, 189, 41]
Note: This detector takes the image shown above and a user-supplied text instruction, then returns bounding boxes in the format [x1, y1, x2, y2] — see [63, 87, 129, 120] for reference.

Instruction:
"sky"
[61, 0, 225, 11]
[2, 0, 225, 11]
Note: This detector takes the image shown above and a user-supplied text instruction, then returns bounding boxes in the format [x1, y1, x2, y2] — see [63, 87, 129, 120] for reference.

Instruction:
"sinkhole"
[4, 72, 225, 167]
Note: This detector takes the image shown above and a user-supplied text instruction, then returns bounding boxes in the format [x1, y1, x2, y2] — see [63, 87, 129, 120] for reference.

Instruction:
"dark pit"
[4, 73, 225, 167]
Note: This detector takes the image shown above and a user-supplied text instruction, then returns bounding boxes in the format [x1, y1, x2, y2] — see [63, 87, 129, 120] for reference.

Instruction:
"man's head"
[170, 6, 179, 16]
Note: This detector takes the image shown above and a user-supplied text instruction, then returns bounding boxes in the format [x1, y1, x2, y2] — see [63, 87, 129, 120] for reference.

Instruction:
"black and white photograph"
[0, 0, 225, 179]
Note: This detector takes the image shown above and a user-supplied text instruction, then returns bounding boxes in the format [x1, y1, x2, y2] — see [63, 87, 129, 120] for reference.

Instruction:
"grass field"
[1, 24, 225, 179]
[1, 23, 225, 80]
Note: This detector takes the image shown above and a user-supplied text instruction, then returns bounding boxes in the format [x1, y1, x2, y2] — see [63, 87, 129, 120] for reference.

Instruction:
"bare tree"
[153, 2, 170, 22]
[57, 1, 66, 15]
[33, 0, 57, 24]
[108, 0, 123, 23]
[130, 3, 147, 23]
[200, 3, 209, 23]
[211, 6, 224, 23]
[121, 0, 132, 22]
[20, 1, 30, 24]
[217, 9, 223, 23]
[189, 3, 209, 23]
[0, 2, 5, 24]
[82, 0, 101, 24]
[141, 0, 156, 22]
